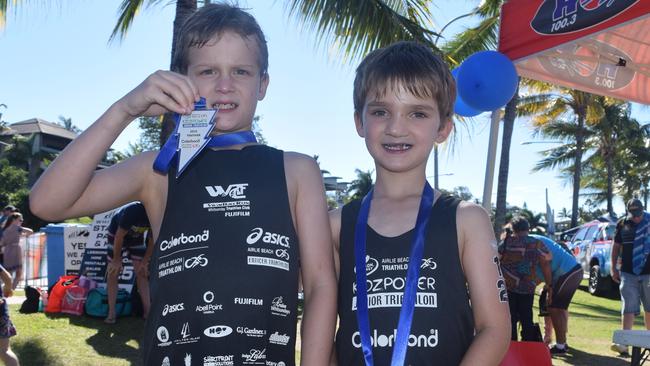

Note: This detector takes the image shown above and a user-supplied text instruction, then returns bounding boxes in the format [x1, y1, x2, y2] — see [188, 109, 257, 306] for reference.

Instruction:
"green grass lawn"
[5, 280, 644, 365]
[10, 310, 143, 365]
[538, 280, 640, 366]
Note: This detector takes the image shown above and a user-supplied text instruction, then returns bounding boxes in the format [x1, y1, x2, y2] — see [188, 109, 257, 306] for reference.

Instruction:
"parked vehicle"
[566, 219, 617, 296]
[556, 226, 580, 248]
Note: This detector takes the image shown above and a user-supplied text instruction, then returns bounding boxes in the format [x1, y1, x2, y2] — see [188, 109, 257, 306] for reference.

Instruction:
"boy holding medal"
[30, 4, 336, 365]
[331, 41, 511, 365]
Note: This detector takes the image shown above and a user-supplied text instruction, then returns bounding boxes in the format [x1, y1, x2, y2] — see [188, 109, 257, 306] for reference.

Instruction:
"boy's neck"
[373, 169, 428, 200]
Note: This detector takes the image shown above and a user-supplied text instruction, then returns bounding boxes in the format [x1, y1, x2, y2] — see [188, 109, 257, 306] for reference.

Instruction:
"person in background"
[104, 202, 153, 324]
[0, 213, 32, 290]
[0, 264, 18, 366]
[499, 217, 553, 341]
[0, 206, 16, 241]
[531, 234, 582, 355]
[611, 198, 650, 355]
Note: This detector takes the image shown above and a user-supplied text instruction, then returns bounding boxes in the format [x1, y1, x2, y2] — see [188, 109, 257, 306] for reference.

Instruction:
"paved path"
[7, 295, 25, 305]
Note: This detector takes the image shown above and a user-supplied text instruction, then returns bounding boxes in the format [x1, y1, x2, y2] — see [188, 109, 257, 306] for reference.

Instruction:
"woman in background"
[0, 213, 32, 290]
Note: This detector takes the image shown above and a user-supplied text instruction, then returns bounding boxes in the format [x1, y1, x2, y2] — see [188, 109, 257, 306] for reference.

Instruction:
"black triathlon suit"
[336, 195, 475, 365]
[144, 145, 299, 366]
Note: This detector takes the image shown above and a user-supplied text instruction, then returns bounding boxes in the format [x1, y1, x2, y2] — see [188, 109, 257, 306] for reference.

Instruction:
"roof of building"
[1, 118, 78, 140]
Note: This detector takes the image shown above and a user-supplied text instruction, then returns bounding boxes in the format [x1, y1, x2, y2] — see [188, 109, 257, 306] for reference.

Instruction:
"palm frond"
[516, 93, 555, 117]
[441, 15, 498, 65]
[520, 78, 556, 92]
[284, 0, 439, 64]
[585, 101, 605, 124]
[532, 145, 576, 172]
[110, 0, 147, 43]
[540, 120, 583, 136]
[0, 0, 8, 29]
[531, 99, 572, 126]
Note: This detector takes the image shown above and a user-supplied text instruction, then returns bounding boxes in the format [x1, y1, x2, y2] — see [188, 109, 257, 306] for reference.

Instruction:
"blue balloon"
[457, 51, 518, 111]
[451, 68, 481, 117]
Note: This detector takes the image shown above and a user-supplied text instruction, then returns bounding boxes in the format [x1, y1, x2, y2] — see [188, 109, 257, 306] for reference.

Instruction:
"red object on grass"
[500, 341, 552, 366]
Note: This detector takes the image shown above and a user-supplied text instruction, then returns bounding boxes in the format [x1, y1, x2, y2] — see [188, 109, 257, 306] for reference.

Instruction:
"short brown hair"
[511, 217, 530, 233]
[353, 41, 455, 124]
[172, 3, 268, 76]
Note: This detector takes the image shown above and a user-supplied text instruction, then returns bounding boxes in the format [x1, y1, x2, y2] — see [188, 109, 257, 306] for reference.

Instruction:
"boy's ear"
[434, 118, 453, 144]
[354, 111, 365, 137]
[257, 74, 270, 100]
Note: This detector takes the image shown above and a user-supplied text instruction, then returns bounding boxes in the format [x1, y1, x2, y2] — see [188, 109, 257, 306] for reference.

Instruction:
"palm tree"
[520, 85, 603, 228]
[0, 103, 7, 130]
[57, 115, 81, 133]
[578, 99, 630, 216]
[347, 169, 374, 201]
[0, 134, 54, 186]
[558, 207, 570, 220]
[610, 117, 650, 202]
[442, 0, 518, 239]
[519, 207, 546, 235]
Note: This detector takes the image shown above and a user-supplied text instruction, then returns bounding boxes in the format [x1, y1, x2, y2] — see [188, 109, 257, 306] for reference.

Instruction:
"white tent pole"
[482, 110, 501, 211]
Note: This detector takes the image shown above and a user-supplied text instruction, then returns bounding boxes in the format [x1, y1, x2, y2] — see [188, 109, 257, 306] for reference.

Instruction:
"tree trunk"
[494, 87, 519, 239]
[571, 113, 586, 228]
[160, 0, 198, 146]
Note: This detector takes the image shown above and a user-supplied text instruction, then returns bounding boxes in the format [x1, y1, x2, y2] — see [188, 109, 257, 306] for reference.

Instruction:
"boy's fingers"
[155, 92, 188, 115]
[147, 77, 191, 114]
[166, 72, 200, 103]
[157, 72, 197, 110]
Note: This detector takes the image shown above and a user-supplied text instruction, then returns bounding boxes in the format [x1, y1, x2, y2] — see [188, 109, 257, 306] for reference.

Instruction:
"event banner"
[63, 225, 90, 276]
[86, 209, 117, 249]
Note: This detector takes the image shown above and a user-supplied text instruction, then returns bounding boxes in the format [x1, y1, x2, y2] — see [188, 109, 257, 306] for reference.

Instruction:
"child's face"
[186, 31, 269, 134]
[355, 84, 452, 176]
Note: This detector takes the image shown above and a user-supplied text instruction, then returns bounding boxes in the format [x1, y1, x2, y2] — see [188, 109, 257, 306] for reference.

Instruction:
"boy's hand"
[116, 70, 200, 119]
[3, 287, 13, 298]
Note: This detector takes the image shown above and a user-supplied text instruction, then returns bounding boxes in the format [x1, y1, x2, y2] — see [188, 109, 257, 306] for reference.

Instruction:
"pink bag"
[60, 285, 88, 316]
[78, 276, 98, 291]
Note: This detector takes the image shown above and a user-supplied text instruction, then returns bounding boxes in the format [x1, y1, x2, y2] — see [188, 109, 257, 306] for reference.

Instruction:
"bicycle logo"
[185, 254, 209, 269]
[421, 258, 437, 270]
[275, 249, 290, 260]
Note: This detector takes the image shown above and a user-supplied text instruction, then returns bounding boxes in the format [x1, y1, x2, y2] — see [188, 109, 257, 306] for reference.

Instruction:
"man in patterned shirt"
[499, 217, 553, 341]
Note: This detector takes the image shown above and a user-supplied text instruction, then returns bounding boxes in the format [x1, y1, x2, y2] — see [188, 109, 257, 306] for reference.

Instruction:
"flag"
[546, 189, 555, 235]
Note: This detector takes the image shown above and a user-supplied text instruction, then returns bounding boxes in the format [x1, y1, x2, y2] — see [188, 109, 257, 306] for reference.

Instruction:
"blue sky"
[0, 0, 642, 217]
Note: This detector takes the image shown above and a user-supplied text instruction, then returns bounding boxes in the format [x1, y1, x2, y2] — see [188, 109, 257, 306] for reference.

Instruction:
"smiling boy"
[30, 4, 336, 365]
[331, 41, 511, 365]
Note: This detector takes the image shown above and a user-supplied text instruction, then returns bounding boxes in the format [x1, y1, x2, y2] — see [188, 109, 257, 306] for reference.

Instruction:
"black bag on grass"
[19, 285, 41, 313]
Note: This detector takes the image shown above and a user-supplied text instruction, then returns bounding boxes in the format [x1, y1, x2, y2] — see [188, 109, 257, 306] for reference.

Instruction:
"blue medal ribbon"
[152, 98, 257, 175]
[354, 182, 435, 366]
